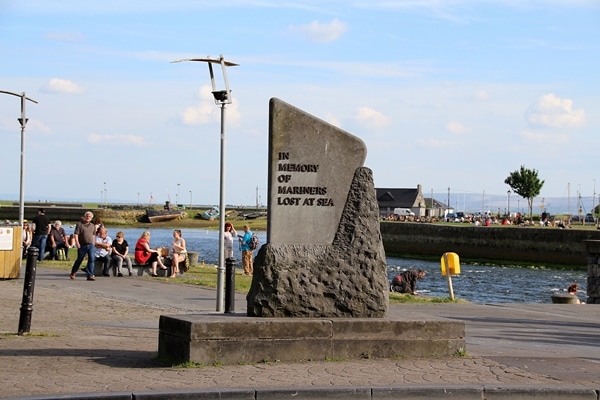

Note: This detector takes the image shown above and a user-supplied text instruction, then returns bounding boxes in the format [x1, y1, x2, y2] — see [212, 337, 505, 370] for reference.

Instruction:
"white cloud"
[41, 78, 85, 94]
[289, 18, 349, 43]
[27, 119, 51, 133]
[355, 106, 390, 129]
[179, 84, 240, 127]
[417, 137, 450, 148]
[474, 89, 490, 100]
[88, 133, 147, 147]
[325, 113, 341, 128]
[44, 31, 85, 41]
[525, 93, 585, 129]
[444, 121, 471, 134]
[181, 102, 216, 125]
[520, 130, 570, 144]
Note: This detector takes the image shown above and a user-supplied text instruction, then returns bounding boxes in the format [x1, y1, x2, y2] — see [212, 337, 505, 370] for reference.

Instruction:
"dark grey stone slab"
[158, 315, 465, 365]
[267, 97, 367, 245]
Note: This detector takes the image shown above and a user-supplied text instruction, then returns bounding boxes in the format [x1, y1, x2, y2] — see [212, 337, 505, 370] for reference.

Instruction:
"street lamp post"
[189, 191, 192, 208]
[172, 54, 238, 313]
[0, 90, 38, 263]
[507, 190, 511, 217]
[176, 183, 180, 205]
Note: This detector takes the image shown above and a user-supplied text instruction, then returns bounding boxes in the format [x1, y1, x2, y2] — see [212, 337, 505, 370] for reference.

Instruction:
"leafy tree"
[504, 166, 544, 219]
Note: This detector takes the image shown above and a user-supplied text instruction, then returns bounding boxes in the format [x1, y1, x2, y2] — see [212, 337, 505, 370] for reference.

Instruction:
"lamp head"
[212, 90, 229, 102]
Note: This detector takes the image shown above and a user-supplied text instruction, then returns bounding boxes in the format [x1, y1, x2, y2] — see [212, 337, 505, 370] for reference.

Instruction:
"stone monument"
[246, 98, 389, 317]
[158, 98, 465, 365]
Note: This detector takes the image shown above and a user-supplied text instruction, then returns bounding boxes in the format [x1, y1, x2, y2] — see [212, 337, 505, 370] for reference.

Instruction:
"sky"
[0, 0, 599, 214]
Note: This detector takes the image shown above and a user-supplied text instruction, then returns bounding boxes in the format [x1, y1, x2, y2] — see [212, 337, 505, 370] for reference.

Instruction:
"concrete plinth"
[158, 314, 465, 365]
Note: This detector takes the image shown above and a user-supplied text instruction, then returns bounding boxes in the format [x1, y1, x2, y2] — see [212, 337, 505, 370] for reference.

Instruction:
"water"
[109, 227, 587, 304]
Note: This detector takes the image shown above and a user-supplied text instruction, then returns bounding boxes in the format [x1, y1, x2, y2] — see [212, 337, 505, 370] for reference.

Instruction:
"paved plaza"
[0, 265, 599, 399]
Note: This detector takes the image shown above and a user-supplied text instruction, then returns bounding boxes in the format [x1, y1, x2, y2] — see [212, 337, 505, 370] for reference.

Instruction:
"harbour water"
[112, 227, 587, 304]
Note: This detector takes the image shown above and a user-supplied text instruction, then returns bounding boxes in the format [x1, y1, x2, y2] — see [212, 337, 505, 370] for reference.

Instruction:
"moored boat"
[146, 209, 185, 223]
[200, 206, 220, 221]
[146, 201, 185, 223]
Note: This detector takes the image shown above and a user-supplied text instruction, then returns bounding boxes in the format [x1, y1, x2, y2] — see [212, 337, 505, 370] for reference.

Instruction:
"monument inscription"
[276, 153, 331, 207]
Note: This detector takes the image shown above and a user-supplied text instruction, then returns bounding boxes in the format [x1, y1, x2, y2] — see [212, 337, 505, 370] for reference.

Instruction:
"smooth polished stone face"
[267, 97, 367, 245]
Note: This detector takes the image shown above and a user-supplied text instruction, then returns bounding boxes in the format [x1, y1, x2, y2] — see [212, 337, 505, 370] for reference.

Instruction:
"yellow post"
[441, 252, 460, 300]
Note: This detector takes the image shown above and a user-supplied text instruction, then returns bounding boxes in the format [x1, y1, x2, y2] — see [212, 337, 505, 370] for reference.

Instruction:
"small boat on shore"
[241, 211, 267, 220]
[146, 209, 185, 223]
[146, 201, 185, 223]
[200, 206, 220, 221]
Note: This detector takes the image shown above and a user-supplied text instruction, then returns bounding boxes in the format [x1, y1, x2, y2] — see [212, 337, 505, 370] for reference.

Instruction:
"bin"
[0, 223, 22, 279]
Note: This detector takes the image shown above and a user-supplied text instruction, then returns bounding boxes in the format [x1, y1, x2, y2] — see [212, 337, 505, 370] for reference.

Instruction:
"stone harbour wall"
[381, 222, 600, 267]
[583, 240, 600, 304]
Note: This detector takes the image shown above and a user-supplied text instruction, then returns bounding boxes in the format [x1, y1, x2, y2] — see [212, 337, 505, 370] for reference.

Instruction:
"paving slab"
[0, 265, 599, 399]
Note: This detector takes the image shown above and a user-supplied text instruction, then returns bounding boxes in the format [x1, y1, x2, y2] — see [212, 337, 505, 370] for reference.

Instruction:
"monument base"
[158, 314, 465, 365]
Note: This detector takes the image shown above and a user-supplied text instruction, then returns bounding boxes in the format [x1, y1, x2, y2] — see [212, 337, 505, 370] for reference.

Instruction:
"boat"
[146, 209, 185, 223]
[200, 206, 220, 221]
[241, 211, 267, 220]
[146, 201, 185, 223]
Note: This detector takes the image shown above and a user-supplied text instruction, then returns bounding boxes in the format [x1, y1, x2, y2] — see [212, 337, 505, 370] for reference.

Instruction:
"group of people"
[22, 208, 71, 261]
[66, 211, 188, 281]
[23, 209, 259, 281]
[224, 222, 256, 276]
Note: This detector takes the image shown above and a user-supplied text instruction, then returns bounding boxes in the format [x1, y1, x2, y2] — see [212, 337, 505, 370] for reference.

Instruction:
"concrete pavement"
[0, 264, 599, 399]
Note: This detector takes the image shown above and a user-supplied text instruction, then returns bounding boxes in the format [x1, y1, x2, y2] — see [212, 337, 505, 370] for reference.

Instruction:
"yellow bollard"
[441, 252, 460, 300]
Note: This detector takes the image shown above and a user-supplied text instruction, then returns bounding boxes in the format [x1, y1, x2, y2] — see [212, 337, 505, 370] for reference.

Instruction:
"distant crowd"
[383, 211, 587, 228]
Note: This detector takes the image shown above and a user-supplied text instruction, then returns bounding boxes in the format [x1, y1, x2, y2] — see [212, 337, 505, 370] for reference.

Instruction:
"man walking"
[31, 208, 51, 261]
[70, 211, 97, 281]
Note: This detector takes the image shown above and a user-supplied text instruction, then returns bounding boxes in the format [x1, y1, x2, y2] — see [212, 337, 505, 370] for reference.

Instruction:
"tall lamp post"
[189, 190, 192, 208]
[176, 183, 180, 205]
[0, 90, 38, 263]
[172, 54, 238, 312]
[507, 189, 511, 217]
[0, 91, 38, 225]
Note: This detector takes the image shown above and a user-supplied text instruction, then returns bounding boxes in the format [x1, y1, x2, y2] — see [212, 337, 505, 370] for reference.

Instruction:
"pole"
[18, 247, 39, 335]
[216, 102, 226, 312]
[443, 253, 455, 301]
[18, 94, 26, 229]
[225, 257, 237, 313]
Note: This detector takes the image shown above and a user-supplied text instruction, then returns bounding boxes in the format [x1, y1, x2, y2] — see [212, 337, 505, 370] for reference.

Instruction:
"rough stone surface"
[584, 240, 600, 304]
[247, 167, 388, 317]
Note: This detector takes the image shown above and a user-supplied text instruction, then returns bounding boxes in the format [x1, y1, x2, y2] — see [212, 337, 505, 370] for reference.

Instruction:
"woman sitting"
[567, 283, 583, 304]
[134, 231, 167, 277]
[169, 229, 187, 278]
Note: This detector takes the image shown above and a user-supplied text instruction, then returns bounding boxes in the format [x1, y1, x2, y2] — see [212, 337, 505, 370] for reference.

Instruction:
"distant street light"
[172, 54, 238, 313]
[507, 190, 511, 217]
[189, 190, 192, 208]
[176, 183, 180, 205]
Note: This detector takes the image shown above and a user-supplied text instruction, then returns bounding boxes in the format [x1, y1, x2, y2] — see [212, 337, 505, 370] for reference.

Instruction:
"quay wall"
[381, 222, 600, 267]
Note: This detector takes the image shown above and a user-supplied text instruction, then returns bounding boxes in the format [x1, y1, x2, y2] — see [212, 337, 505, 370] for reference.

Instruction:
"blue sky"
[0, 0, 598, 214]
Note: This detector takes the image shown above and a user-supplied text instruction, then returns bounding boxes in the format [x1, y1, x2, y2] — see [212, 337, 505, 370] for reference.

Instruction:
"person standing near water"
[223, 222, 237, 259]
[238, 224, 254, 275]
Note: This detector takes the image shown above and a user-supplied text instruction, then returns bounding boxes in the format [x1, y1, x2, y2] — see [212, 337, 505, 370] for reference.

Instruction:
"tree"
[504, 166, 544, 219]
